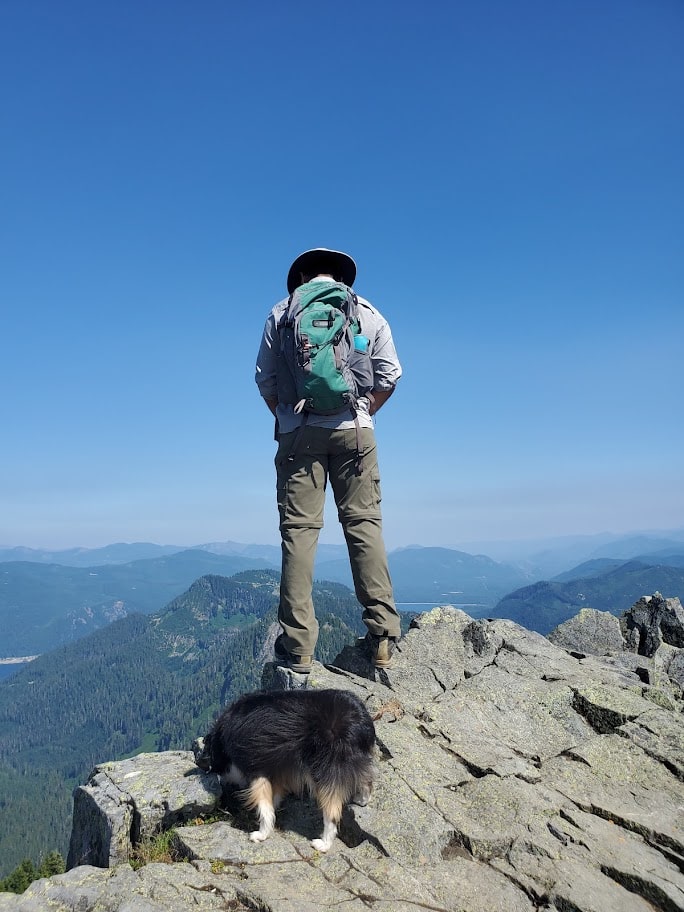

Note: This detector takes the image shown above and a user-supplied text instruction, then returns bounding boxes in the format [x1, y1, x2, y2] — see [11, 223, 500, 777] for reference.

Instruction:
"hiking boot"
[364, 633, 397, 668]
[274, 634, 313, 674]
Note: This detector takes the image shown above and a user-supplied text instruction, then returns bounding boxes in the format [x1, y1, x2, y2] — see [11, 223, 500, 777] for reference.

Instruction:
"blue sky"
[2, 0, 682, 551]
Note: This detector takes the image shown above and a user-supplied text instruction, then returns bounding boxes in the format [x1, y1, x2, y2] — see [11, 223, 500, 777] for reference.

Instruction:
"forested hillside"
[0, 550, 276, 655]
[316, 546, 532, 606]
[494, 559, 684, 634]
[0, 570, 364, 876]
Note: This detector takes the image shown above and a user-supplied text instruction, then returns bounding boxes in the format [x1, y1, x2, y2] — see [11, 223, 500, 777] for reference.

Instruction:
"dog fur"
[194, 688, 375, 852]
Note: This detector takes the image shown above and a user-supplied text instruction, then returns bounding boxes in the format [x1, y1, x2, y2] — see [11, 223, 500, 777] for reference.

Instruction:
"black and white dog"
[194, 688, 375, 852]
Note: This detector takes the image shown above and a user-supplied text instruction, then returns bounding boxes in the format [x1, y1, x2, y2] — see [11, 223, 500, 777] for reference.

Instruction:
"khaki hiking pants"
[275, 425, 401, 657]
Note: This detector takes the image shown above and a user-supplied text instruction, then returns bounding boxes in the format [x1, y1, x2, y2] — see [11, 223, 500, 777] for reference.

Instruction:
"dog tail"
[306, 694, 375, 803]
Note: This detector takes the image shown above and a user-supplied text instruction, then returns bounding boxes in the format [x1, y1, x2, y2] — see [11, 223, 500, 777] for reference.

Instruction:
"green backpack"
[276, 280, 374, 415]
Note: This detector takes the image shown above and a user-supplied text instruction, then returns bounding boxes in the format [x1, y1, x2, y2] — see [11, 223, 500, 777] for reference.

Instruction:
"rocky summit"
[2, 596, 684, 912]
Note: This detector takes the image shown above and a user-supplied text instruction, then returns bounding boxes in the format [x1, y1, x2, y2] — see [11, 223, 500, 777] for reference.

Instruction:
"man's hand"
[369, 387, 395, 415]
[264, 390, 395, 417]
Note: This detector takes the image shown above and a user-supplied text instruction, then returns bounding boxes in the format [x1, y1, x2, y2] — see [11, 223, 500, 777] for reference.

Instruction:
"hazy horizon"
[3, 523, 684, 557]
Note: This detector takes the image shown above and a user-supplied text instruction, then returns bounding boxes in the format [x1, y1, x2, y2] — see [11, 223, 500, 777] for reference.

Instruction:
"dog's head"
[192, 734, 214, 772]
[192, 725, 233, 774]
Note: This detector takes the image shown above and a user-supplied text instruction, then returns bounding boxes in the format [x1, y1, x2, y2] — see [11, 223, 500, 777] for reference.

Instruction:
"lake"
[0, 662, 29, 682]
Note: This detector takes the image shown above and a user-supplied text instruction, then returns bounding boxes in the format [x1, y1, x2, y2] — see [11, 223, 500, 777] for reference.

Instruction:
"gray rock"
[462, 616, 505, 677]
[261, 660, 311, 690]
[621, 592, 684, 656]
[668, 648, 684, 690]
[0, 862, 246, 911]
[570, 681, 655, 733]
[657, 642, 684, 693]
[542, 732, 684, 853]
[548, 607, 625, 655]
[67, 751, 222, 869]
[13, 603, 684, 912]
[548, 593, 684, 702]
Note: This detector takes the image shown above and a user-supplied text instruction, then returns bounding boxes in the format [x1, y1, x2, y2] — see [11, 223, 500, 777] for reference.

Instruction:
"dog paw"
[311, 838, 332, 853]
[249, 831, 268, 843]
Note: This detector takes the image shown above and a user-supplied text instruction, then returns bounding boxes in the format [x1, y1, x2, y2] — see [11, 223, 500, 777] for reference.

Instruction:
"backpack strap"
[277, 292, 307, 413]
[347, 289, 366, 474]
[352, 410, 363, 475]
[346, 290, 360, 331]
[279, 292, 297, 330]
[286, 409, 309, 465]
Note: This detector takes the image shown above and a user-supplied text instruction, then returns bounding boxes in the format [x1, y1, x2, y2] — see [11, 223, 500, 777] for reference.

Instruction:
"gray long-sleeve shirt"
[255, 279, 402, 434]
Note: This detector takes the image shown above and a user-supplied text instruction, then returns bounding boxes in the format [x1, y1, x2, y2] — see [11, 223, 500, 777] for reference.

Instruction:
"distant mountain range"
[2, 531, 684, 657]
[493, 556, 684, 634]
[0, 546, 533, 657]
[0, 541, 346, 568]
[3, 527, 683, 574]
[447, 529, 684, 578]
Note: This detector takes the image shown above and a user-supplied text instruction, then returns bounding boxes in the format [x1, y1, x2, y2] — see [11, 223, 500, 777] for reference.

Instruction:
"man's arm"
[255, 310, 280, 409]
[366, 306, 401, 414]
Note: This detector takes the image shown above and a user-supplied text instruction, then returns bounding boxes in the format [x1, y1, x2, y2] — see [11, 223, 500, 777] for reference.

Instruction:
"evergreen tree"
[0, 858, 36, 893]
[0, 852, 65, 893]
[38, 851, 65, 878]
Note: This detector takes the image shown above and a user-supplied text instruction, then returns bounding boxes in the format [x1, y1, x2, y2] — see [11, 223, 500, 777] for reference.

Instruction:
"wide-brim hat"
[287, 247, 357, 294]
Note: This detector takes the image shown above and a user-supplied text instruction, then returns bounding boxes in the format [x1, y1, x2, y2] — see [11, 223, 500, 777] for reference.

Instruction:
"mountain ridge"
[0, 551, 276, 655]
[4, 539, 684, 658]
[4, 526, 684, 572]
[494, 559, 684, 634]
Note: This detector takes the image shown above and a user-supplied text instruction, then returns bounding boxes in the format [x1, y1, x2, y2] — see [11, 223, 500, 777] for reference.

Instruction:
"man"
[255, 247, 402, 673]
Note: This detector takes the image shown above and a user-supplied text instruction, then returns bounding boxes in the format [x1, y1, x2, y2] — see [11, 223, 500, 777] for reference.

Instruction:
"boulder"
[621, 592, 684, 656]
[66, 751, 222, 869]
[547, 607, 624, 655]
[548, 594, 684, 699]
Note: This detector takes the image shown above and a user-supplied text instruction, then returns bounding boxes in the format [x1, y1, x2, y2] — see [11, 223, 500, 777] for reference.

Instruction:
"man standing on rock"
[255, 247, 402, 674]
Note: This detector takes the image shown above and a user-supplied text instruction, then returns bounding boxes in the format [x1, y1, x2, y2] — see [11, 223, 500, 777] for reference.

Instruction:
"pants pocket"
[372, 467, 382, 506]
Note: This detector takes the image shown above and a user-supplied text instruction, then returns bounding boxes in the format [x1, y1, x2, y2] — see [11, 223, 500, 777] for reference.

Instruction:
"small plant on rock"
[129, 829, 182, 870]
